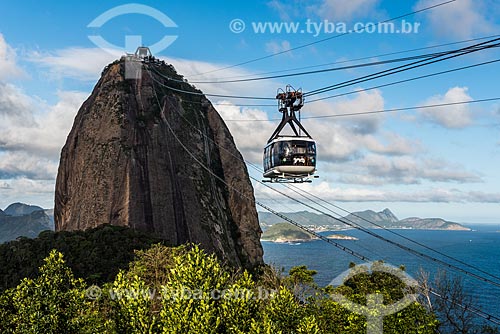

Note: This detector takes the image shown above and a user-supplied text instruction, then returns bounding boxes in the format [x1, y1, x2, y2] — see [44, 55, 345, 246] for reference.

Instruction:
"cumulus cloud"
[27, 46, 278, 99]
[307, 89, 385, 134]
[0, 82, 36, 125]
[334, 154, 481, 185]
[159, 56, 278, 99]
[255, 181, 500, 203]
[303, 89, 420, 161]
[0, 88, 86, 208]
[0, 90, 87, 158]
[311, 0, 381, 21]
[362, 132, 418, 156]
[0, 34, 24, 80]
[215, 101, 275, 163]
[0, 152, 58, 180]
[0, 178, 55, 209]
[217, 89, 420, 165]
[419, 86, 473, 128]
[265, 40, 292, 55]
[29, 47, 118, 81]
[267, 0, 310, 21]
[414, 0, 497, 38]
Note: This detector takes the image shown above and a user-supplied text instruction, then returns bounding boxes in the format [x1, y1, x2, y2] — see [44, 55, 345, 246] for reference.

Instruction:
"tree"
[308, 262, 439, 334]
[0, 243, 448, 333]
[418, 269, 499, 334]
[109, 271, 158, 334]
[8, 250, 108, 333]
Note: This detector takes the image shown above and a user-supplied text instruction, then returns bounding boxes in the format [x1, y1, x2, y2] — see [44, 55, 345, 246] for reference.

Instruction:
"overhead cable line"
[188, 0, 458, 77]
[197, 33, 500, 81]
[307, 58, 500, 103]
[150, 57, 500, 111]
[146, 66, 500, 326]
[222, 97, 500, 122]
[187, 45, 499, 84]
[282, 182, 500, 283]
[255, 179, 500, 289]
[304, 38, 500, 97]
[146, 70, 368, 261]
[148, 63, 500, 287]
[147, 71, 275, 100]
[149, 40, 500, 105]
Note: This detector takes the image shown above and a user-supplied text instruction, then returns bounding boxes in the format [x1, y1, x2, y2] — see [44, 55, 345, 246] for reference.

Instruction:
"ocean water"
[262, 224, 500, 318]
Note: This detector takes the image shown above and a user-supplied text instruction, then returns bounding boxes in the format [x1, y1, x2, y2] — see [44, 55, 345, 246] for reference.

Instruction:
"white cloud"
[419, 86, 473, 128]
[267, 0, 292, 21]
[362, 132, 418, 156]
[0, 90, 88, 158]
[265, 40, 292, 55]
[306, 89, 385, 133]
[0, 34, 24, 80]
[29, 47, 118, 81]
[311, 0, 381, 21]
[0, 152, 58, 180]
[0, 82, 36, 125]
[215, 101, 275, 163]
[414, 0, 497, 38]
[0, 88, 86, 208]
[334, 154, 481, 185]
[303, 89, 417, 161]
[0, 178, 55, 210]
[267, 0, 313, 21]
[218, 89, 420, 165]
[255, 181, 500, 203]
[28, 46, 276, 96]
[159, 56, 278, 99]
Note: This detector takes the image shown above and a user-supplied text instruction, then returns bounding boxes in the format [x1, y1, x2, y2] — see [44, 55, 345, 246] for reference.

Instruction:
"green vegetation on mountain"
[0, 210, 52, 244]
[0, 243, 441, 333]
[0, 225, 165, 292]
[261, 222, 316, 242]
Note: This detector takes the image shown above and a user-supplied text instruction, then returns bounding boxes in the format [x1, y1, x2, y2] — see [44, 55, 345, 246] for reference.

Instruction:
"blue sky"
[1, 0, 500, 223]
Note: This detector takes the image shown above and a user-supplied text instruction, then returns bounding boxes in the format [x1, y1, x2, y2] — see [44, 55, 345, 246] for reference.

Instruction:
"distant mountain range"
[4, 203, 44, 216]
[0, 203, 54, 244]
[258, 208, 470, 231]
[0, 204, 470, 245]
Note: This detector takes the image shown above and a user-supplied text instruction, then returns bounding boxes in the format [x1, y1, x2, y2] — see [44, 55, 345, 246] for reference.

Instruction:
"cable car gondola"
[263, 85, 318, 183]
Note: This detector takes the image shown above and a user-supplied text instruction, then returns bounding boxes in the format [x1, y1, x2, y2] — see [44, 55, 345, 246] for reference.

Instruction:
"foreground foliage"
[0, 242, 446, 333]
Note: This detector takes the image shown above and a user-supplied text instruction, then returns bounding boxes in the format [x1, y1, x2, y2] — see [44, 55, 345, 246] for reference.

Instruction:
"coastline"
[261, 226, 472, 243]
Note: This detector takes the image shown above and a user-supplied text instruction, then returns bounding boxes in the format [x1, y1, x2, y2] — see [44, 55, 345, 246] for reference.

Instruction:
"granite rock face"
[55, 59, 263, 269]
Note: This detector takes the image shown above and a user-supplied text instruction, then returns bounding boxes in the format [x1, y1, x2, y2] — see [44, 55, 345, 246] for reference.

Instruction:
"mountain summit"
[54, 58, 263, 269]
[4, 202, 44, 217]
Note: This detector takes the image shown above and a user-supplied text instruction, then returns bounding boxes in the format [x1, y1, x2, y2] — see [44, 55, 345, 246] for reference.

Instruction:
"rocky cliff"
[55, 59, 263, 269]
